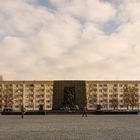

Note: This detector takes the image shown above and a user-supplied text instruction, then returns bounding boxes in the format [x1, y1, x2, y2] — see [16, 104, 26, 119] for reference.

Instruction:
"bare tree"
[123, 86, 138, 110]
[123, 86, 130, 110]
[2, 85, 13, 111]
[111, 98, 118, 110]
[111, 87, 118, 110]
[129, 87, 138, 110]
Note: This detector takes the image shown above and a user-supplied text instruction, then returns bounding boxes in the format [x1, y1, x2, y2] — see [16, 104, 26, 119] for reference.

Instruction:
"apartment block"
[0, 81, 53, 111]
[86, 81, 140, 110]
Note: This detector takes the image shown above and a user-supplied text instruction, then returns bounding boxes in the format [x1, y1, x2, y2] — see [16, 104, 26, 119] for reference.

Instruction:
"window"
[113, 88, 117, 92]
[30, 84, 34, 87]
[89, 100, 93, 103]
[119, 94, 123, 97]
[89, 105, 93, 108]
[47, 105, 51, 108]
[135, 88, 139, 92]
[135, 94, 138, 98]
[124, 84, 127, 87]
[40, 99, 44, 102]
[99, 95, 102, 98]
[119, 84, 123, 87]
[103, 99, 107, 102]
[109, 90, 112, 92]
[93, 99, 97, 102]
[46, 95, 50, 98]
[46, 89, 50, 92]
[93, 94, 97, 98]
[93, 88, 97, 92]
[114, 84, 117, 87]
[135, 84, 138, 87]
[120, 105, 123, 108]
[113, 94, 117, 97]
[103, 88, 108, 92]
[109, 99, 112, 102]
[41, 84, 44, 87]
[119, 89, 123, 92]
[36, 95, 40, 98]
[109, 105, 113, 108]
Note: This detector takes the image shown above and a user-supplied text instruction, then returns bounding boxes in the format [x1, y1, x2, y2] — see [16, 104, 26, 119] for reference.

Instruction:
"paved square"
[0, 114, 140, 140]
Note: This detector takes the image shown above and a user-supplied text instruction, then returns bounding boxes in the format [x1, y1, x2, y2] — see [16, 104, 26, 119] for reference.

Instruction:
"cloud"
[117, 0, 140, 23]
[50, 0, 116, 22]
[0, 0, 140, 80]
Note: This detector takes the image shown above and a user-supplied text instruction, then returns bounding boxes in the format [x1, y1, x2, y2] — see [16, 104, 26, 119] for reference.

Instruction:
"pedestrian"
[21, 105, 26, 119]
[82, 106, 87, 117]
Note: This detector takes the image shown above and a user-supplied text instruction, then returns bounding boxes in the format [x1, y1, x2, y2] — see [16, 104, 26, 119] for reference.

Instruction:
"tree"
[123, 86, 138, 110]
[123, 86, 130, 110]
[111, 97, 118, 110]
[129, 87, 138, 110]
[111, 87, 118, 110]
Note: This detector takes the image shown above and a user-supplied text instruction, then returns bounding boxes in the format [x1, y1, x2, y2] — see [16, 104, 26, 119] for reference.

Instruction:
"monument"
[52, 81, 86, 110]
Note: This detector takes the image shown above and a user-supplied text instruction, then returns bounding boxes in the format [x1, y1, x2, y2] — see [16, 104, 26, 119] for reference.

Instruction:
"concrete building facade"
[0, 80, 140, 111]
[86, 81, 140, 110]
[0, 81, 53, 111]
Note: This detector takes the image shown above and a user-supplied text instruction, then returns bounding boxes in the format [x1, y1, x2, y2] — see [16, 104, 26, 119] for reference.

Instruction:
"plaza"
[0, 114, 140, 140]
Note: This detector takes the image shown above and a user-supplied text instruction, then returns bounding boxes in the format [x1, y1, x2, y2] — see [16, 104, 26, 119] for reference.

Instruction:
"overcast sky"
[0, 0, 140, 80]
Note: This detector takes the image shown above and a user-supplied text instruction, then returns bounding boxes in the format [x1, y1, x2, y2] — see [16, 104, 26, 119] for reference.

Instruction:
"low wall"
[1, 110, 138, 115]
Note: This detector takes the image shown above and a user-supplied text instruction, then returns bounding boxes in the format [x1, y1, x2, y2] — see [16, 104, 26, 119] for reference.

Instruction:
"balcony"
[36, 95, 40, 98]
[28, 99, 33, 102]
[103, 99, 108, 102]
[46, 95, 50, 98]
[46, 100, 50, 103]
[28, 95, 34, 98]
[14, 105, 19, 108]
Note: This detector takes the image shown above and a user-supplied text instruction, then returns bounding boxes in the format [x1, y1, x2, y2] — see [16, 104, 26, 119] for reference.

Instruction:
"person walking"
[21, 105, 26, 119]
[82, 106, 87, 117]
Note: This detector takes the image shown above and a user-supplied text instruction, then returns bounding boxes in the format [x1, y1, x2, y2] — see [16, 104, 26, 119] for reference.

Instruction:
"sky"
[0, 0, 140, 80]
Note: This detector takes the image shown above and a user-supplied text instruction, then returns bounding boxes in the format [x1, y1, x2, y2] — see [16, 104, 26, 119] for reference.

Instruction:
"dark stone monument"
[52, 81, 86, 110]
